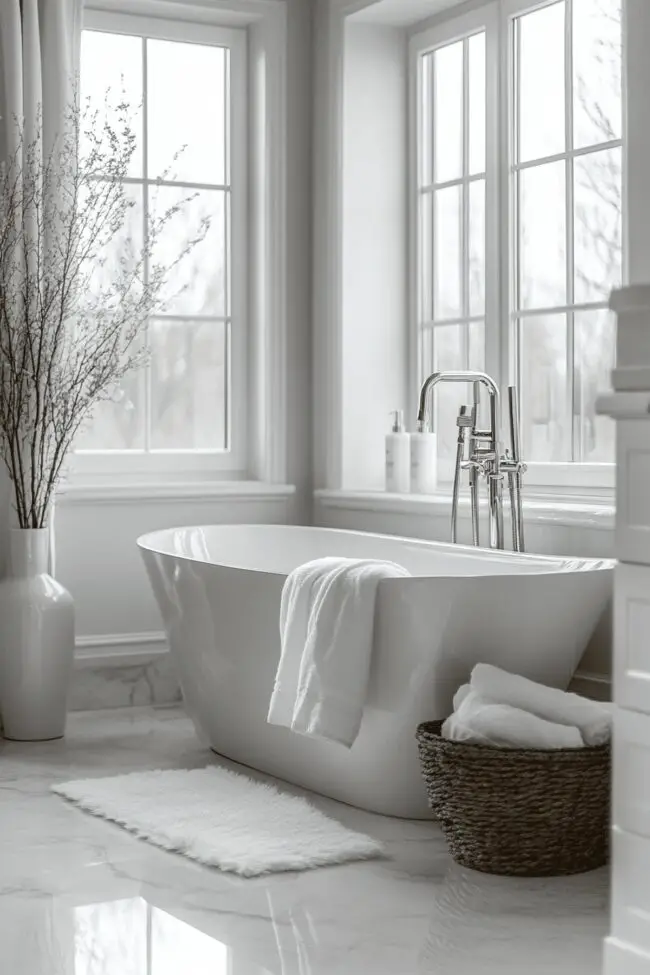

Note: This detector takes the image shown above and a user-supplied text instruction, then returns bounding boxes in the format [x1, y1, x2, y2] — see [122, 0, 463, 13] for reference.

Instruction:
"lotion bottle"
[410, 418, 438, 494]
[385, 410, 410, 493]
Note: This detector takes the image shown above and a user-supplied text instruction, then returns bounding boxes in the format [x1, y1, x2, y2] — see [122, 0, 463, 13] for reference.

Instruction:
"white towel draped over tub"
[267, 557, 410, 747]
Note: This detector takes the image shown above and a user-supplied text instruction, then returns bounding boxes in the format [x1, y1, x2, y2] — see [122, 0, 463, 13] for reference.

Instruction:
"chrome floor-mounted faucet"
[416, 371, 527, 552]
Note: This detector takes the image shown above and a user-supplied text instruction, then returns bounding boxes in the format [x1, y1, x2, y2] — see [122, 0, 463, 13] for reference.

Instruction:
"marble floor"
[0, 706, 608, 974]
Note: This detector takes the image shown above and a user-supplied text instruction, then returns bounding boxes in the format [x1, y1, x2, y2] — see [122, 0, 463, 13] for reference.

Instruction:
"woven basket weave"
[416, 719, 610, 876]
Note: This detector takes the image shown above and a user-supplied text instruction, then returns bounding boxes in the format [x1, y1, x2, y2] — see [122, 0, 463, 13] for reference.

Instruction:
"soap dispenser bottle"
[410, 417, 438, 494]
[385, 410, 410, 493]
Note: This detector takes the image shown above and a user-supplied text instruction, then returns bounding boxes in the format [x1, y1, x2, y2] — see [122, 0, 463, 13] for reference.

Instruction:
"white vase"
[0, 528, 75, 741]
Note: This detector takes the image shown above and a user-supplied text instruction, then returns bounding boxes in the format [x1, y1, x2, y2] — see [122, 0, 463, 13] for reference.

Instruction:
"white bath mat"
[52, 766, 384, 877]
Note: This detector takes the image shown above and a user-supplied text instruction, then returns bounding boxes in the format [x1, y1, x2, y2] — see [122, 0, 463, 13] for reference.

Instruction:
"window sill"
[56, 480, 296, 506]
[314, 489, 615, 532]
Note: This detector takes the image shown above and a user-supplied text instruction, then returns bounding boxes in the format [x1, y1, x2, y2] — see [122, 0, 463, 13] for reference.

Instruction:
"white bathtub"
[138, 524, 612, 818]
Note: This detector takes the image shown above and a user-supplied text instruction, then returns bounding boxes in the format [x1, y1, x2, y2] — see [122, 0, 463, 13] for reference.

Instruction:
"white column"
[599, 285, 650, 975]
[604, 17, 650, 964]
[625, 0, 650, 285]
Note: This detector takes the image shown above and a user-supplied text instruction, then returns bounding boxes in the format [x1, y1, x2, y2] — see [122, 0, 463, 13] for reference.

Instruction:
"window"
[412, 0, 623, 489]
[75, 12, 247, 478]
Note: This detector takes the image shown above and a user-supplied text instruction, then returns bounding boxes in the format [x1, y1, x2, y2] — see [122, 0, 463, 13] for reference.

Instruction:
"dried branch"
[0, 97, 209, 527]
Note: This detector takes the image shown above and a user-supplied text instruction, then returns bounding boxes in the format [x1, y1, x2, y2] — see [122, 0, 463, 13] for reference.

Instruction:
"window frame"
[71, 8, 249, 481]
[409, 0, 623, 494]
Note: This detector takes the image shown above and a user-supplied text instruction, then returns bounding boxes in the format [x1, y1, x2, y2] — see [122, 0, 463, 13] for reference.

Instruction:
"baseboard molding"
[75, 631, 168, 668]
[569, 669, 612, 702]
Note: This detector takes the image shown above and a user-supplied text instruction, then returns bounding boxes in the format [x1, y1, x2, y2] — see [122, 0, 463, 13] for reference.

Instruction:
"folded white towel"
[470, 663, 612, 746]
[442, 693, 584, 749]
[452, 683, 472, 711]
[267, 557, 410, 747]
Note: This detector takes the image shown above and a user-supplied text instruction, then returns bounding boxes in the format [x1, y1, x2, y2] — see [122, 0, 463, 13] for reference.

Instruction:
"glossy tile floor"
[0, 706, 608, 974]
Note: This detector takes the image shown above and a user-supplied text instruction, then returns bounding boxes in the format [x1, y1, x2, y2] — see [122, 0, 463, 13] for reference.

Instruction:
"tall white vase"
[0, 528, 75, 741]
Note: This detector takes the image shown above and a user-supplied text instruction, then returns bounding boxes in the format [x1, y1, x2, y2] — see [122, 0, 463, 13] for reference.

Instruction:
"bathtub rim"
[136, 523, 614, 580]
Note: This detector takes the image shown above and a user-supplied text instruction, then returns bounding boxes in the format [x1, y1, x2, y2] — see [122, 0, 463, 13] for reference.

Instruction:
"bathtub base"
[208, 746, 434, 820]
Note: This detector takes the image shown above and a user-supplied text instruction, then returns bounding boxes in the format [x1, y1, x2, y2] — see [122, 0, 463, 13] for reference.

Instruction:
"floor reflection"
[418, 862, 608, 974]
[69, 861, 608, 975]
[268, 891, 319, 975]
[74, 897, 256, 975]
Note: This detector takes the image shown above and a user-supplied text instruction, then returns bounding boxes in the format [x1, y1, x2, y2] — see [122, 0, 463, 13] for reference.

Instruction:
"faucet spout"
[415, 369, 526, 552]
[417, 370, 500, 436]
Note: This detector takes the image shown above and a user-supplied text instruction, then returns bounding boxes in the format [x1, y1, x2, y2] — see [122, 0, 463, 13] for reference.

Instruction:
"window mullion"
[142, 35, 152, 455]
[224, 47, 232, 449]
[431, 50, 438, 398]
[486, 4, 505, 393]
[565, 0, 576, 462]
[461, 36, 470, 369]
[510, 12, 521, 396]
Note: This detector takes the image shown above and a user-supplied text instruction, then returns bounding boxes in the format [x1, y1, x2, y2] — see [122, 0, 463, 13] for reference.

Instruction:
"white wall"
[55, 494, 294, 640]
[341, 22, 408, 488]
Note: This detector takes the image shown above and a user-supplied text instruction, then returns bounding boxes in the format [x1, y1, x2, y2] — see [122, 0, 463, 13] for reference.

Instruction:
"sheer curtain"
[0, 0, 82, 156]
[0, 0, 82, 570]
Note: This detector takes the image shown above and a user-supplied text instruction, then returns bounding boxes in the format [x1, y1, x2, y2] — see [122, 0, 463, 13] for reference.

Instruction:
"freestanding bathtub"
[138, 524, 612, 819]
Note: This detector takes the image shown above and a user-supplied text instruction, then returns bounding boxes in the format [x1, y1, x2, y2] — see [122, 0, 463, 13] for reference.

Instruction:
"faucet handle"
[462, 459, 486, 476]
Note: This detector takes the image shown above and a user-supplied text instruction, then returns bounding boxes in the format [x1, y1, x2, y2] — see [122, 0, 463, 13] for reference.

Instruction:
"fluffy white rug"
[52, 766, 384, 877]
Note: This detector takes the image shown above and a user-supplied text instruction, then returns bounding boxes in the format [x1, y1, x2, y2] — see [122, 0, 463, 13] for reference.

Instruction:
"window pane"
[574, 146, 622, 302]
[434, 185, 462, 320]
[573, 0, 622, 149]
[432, 323, 481, 464]
[469, 320, 487, 428]
[83, 183, 144, 305]
[519, 161, 566, 309]
[434, 41, 463, 183]
[420, 53, 434, 186]
[519, 314, 569, 462]
[433, 324, 465, 461]
[468, 32, 486, 175]
[150, 319, 227, 450]
[419, 191, 433, 322]
[574, 310, 615, 462]
[151, 187, 226, 316]
[75, 367, 145, 452]
[469, 179, 485, 316]
[420, 323, 484, 462]
[421, 327, 434, 382]
[80, 31, 143, 177]
[469, 320, 485, 373]
[147, 40, 227, 184]
[517, 2, 565, 163]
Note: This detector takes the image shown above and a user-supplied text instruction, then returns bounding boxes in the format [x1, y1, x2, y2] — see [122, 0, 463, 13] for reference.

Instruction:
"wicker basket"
[416, 719, 610, 876]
